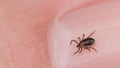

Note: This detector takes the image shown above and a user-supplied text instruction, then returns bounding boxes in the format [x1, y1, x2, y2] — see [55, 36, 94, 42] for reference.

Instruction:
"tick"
[70, 31, 97, 55]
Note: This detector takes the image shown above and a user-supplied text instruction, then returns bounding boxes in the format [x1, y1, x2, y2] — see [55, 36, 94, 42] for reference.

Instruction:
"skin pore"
[0, 0, 120, 68]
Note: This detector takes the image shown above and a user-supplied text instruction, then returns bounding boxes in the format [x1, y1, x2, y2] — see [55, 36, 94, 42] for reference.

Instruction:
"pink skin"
[0, 0, 119, 68]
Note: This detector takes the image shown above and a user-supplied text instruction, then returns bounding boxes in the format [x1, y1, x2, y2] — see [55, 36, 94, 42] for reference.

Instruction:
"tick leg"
[82, 34, 85, 40]
[87, 30, 95, 38]
[73, 47, 81, 55]
[79, 47, 82, 53]
[70, 40, 78, 45]
[88, 47, 97, 52]
[84, 47, 91, 52]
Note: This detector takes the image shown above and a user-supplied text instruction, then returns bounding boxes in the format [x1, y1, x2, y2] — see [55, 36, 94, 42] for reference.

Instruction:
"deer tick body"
[70, 31, 97, 55]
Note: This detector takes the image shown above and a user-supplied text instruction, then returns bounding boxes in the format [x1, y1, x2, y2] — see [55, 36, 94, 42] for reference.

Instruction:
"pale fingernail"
[48, 23, 73, 68]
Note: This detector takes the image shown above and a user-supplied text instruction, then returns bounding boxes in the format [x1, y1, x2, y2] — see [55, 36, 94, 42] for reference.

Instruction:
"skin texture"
[0, 0, 119, 68]
[0, 0, 57, 68]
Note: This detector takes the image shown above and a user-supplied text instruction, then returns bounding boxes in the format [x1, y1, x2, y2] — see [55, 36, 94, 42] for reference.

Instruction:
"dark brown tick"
[70, 31, 97, 55]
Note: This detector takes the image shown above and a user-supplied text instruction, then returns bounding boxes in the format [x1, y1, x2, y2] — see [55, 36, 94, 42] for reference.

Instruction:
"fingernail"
[48, 23, 72, 68]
